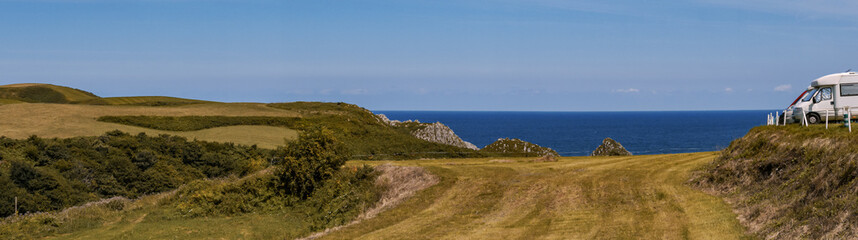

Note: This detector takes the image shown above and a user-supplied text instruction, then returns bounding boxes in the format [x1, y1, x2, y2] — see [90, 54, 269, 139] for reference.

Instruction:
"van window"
[842, 84, 858, 96]
[803, 89, 818, 102]
[815, 87, 832, 102]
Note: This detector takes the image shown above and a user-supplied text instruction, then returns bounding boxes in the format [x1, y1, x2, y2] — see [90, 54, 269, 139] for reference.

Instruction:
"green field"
[12, 152, 749, 239]
[0, 102, 299, 148]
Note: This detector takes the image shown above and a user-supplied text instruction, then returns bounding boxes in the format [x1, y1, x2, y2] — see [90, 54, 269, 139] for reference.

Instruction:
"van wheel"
[806, 113, 821, 124]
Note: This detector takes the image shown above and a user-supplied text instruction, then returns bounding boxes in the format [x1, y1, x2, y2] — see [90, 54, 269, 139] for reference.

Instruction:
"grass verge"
[691, 124, 858, 239]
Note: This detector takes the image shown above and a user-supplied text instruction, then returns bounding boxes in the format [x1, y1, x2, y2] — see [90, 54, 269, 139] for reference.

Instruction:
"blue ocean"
[375, 111, 772, 156]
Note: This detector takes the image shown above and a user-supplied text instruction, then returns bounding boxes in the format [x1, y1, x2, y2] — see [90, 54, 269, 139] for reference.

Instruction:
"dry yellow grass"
[0, 102, 301, 148]
[0, 83, 44, 88]
[97, 96, 214, 105]
[328, 152, 750, 239]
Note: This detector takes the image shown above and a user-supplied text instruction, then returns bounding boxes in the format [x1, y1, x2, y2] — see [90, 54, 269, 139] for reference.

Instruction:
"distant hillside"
[691, 125, 858, 239]
[0, 83, 479, 158]
[0, 83, 214, 106]
[84, 96, 214, 106]
[0, 83, 99, 103]
[0, 102, 300, 149]
[96, 102, 480, 159]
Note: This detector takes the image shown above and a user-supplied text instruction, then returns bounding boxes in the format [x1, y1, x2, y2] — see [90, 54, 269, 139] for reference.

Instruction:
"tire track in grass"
[323, 153, 750, 239]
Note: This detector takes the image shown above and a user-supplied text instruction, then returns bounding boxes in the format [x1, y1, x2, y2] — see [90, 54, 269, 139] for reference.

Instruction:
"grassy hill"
[0, 83, 214, 106]
[1, 153, 751, 239]
[93, 102, 479, 159]
[692, 125, 858, 239]
[84, 96, 214, 106]
[0, 83, 99, 103]
[0, 84, 476, 157]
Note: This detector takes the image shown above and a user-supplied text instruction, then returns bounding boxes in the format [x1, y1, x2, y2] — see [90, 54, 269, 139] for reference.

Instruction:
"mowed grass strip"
[331, 152, 750, 239]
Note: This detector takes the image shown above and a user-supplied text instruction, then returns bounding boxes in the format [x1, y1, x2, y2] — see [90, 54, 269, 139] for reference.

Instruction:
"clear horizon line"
[372, 108, 783, 113]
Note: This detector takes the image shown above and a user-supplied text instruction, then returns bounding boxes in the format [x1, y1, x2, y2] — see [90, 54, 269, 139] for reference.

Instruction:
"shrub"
[0, 131, 274, 217]
[274, 127, 347, 199]
[170, 127, 380, 224]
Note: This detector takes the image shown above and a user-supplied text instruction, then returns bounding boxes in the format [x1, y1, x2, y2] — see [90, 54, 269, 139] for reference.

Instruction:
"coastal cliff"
[376, 114, 565, 156]
[376, 114, 478, 150]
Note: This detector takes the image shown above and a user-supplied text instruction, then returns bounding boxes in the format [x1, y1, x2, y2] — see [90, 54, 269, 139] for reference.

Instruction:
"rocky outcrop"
[591, 138, 632, 156]
[375, 114, 477, 150]
[411, 122, 479, 150]
[376, 114, 420, 125]
[376, 114, 392, 125]
[480, 138, 560, 157]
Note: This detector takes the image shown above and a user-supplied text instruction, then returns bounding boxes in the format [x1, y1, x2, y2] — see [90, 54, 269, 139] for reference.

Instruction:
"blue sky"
[1, 0, 857, 111]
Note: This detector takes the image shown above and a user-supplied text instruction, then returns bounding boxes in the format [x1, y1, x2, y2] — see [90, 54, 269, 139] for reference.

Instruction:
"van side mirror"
[812, 98, 818, 103]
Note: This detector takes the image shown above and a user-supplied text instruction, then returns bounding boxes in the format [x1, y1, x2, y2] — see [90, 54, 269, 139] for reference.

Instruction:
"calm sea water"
[375, 110, 773, 156]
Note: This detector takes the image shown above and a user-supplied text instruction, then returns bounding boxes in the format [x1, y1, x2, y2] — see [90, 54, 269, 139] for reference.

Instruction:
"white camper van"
[789, 72, 858, 124]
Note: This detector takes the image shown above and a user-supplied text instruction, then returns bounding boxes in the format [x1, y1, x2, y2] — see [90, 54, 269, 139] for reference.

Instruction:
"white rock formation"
[376, 114, 477, 150]
[412, 122, 479, 150]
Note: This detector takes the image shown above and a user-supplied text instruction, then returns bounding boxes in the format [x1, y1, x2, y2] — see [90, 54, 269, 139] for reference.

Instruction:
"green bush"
[170, 164, 380, 229]
[303, 165, 379, 230]
[275, 127, 346, 198]
[0, 125, 385, 239]
[169, 126, 381, 231]
[0, 131, 273, 218]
